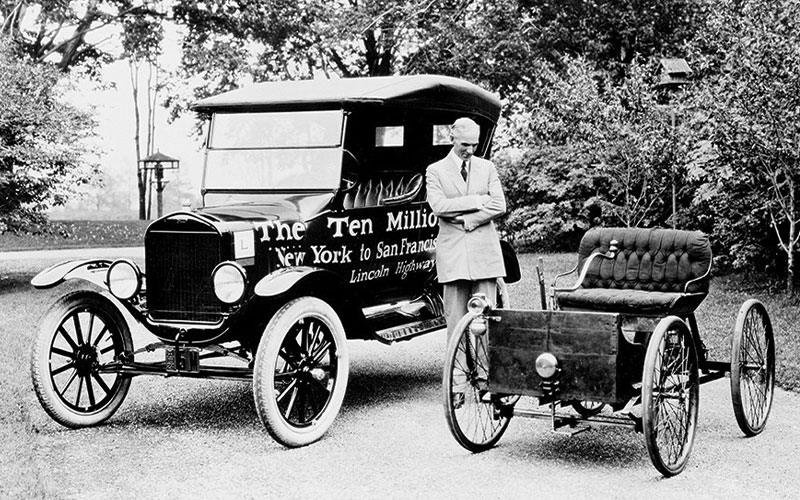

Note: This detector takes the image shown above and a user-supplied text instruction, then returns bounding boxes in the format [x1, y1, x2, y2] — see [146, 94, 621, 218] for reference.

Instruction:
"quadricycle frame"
[442, 227, 775, 476]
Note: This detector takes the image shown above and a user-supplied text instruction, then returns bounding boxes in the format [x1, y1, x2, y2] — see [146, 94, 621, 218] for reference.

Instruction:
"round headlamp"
[467, 294, 489, 315]
[469, 317, 487, 336]
[106, 259, 142, 300]
[535, 352, 559, 379]
[212, 262, 247, 305]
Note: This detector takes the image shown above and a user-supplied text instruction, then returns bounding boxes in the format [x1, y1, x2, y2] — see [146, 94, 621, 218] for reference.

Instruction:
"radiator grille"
[145, 230, 224, 322]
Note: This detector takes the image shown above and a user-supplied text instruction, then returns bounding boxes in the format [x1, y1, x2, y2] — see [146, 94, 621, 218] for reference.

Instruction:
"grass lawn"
[0, 220, 148, 251]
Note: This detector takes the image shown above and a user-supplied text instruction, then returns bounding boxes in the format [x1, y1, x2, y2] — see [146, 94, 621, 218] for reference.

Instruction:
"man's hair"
[451, 117, 480, 136]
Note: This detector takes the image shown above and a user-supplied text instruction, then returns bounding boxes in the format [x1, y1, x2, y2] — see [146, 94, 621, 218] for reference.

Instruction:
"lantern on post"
[657, 58, 692, 229]
[138, 151, 180, 219]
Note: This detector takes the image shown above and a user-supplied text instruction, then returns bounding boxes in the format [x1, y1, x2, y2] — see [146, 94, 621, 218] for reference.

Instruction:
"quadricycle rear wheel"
[730, 299, 775, 436]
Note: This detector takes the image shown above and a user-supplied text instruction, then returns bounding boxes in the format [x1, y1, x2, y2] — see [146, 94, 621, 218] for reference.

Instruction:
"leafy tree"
[122, 13, 164, 219]
[0, 0, 162, 72]
[683, 0, 800, 293]
[2, 2, 172, 222]
[0, 42, 98, 232]
[494, 57, 681, 249]
[406, 0, 707, 98]
[522, 0, 706, 74]
[168, 0, 455, 115]
[403, 0, 542, 98]
[493, 57, 609, 249]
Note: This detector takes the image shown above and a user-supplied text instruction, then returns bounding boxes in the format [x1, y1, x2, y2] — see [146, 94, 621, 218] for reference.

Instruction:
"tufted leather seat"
[554, 227, 712, 316]
[343, 172, 424, 209]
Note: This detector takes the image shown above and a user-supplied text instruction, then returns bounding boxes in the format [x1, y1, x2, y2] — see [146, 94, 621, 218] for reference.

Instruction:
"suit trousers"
[443, 279, 497, 338]
[444, 279, 496, 391]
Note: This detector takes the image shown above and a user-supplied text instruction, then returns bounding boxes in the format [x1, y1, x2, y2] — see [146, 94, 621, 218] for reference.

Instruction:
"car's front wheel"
[30, 290, 133, 428]
[253, 297, 349, 447]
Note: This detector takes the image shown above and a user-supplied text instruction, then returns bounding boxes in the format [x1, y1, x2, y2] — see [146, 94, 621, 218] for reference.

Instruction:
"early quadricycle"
[29, 75, 519, 447]
[443, 227, 774, 476]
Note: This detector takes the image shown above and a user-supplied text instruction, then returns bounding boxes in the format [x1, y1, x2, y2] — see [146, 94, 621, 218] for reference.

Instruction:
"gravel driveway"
[6, 329, 800, 500]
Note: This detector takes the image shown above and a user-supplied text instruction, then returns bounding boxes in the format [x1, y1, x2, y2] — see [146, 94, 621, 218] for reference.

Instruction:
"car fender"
[30, 259, 114, 290]
[254, 266, 353, 299]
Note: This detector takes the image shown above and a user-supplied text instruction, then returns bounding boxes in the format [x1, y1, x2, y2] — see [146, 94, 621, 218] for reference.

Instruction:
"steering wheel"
[341, 149, 360, 192]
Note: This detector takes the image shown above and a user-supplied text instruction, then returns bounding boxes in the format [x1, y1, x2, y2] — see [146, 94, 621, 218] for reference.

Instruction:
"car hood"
[199, 192, 334, 223]
[147, 193, 334, 236]
[199, 202, 302, 224]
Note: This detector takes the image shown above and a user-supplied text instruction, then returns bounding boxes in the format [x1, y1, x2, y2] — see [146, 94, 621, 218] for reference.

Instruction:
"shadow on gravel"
[88, 361, 439, 432]
[0, 272, 34, 294]
[344, 368, 439, 412]
[499, 423, 647, 469]
[108, 380, 259, 431]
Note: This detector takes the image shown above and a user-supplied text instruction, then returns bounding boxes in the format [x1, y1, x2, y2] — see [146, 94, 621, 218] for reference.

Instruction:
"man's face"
[451, 126, 480, 161]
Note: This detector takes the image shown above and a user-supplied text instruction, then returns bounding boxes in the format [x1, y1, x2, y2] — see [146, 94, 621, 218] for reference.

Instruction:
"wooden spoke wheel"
[31, 291, 132, 428]
[253, 297, 349, 447]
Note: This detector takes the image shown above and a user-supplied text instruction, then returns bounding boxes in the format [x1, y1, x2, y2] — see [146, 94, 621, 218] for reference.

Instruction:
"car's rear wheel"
[253, 297, 349, 447]
[30, 290, 132, 427]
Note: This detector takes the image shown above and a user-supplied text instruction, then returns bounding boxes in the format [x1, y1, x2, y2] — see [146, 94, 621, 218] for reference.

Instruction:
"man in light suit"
[426, 117, 507, 339]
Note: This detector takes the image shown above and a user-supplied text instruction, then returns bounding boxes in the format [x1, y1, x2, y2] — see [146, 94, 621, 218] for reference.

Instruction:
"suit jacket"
[426, 151, 507, 283]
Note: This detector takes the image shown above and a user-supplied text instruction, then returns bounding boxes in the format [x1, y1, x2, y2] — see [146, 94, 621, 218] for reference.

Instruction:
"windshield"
[204, 149, 343, 190]
[204, 110, 344, 190]
[210, 110, 344, 148]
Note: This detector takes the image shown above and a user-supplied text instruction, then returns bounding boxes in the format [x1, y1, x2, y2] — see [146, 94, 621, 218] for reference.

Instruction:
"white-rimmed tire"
[31, 290, 132, 427]
[253, 297, 349, 447]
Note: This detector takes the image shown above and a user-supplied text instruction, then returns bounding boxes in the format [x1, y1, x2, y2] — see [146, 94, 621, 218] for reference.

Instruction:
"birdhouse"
[658, 58, 692, 88]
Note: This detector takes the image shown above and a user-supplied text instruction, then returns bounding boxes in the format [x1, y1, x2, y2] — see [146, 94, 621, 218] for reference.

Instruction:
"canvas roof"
[191, 75, 501, 123]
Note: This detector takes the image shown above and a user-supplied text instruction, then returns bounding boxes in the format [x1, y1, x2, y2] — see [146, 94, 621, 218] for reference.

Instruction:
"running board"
[363, 299, 428, 319]
[374, 317, 446, 342]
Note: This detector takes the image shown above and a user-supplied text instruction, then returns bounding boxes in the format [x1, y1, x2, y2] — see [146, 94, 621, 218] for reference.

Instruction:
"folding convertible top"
[191, 74, 501, 123]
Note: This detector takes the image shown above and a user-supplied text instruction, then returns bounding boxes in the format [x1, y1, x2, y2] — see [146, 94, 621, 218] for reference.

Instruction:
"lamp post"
[138, 151, 180, 219]
[657, 58, 692, 228]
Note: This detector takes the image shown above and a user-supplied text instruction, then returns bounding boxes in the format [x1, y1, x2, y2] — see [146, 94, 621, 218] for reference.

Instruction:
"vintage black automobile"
[30, 75, 519, 447]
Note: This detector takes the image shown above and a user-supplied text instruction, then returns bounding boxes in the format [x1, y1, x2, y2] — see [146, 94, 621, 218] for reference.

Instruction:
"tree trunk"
[362, 29, 393, 76]
[130, 61, 147, 220]
[57, 1, 99, 71]
[787, 185, 797, 296]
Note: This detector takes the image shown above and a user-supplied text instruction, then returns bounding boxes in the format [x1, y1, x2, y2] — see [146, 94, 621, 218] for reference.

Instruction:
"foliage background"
[0, 41, 99, 233]
[2, 0, 800, 290]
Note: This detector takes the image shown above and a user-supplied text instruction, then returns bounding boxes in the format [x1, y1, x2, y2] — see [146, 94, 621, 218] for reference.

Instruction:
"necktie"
[460, 161, 468, 182]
